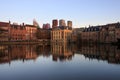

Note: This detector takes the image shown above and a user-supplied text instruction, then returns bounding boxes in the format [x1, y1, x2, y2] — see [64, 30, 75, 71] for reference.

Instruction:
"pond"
[0, 44, 120, 80]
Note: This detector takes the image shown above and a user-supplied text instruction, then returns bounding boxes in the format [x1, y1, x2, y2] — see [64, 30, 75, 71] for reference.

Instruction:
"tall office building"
[42, 24, 46, 29]
[67, 21, 72, 30]
[43, 23, 50, 29]
[59, 19, 66, 27]
[33, 19, 39, 27]
[52, 19, 58, 29]
[67, 21, 72, 27]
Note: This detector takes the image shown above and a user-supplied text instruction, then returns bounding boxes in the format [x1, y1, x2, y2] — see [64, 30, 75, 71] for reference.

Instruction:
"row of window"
[10, 38, 25, 40]
[52, 31, 71, 35]
[11, 34, 25, 36]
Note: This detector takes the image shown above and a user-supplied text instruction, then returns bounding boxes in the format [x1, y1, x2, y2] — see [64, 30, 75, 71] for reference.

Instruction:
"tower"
[52, 19, 58, 29]
[67, 21, 72, 30]
[59, 19, 66, 27]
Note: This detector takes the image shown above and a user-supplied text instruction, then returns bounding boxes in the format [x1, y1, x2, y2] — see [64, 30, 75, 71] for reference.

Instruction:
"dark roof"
[25, 24, 37, 28]
[11, 24, 19, 26]
[83, 26, 100, 32]
[107, 22, 120, 26]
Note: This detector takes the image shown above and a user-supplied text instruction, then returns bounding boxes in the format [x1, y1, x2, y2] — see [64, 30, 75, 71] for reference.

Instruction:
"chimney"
[9, 21, 11, 24]
[22, 23, 24, 26]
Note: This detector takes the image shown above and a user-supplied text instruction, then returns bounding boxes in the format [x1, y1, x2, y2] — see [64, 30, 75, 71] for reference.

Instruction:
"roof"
[107, 22, 120, 26]
[0, 22, 10, 27]
[25, 24, 37, 28]
[83, 26, 100, 32]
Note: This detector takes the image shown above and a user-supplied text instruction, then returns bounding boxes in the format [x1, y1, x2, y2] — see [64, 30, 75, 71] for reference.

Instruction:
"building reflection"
[0, 44, 120, 64]
[9, 45, 38, 61]
[51, 43, 74, 61]
[0, 45, 39, 64]
[0, 45, 9, 64]
[36, 45, 51, 57]
[0, 44, 52, 65]
[79, 44, 120, 64]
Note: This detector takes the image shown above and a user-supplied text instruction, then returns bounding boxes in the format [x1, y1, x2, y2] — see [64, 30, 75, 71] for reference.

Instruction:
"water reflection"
[0, 45, 39, 64]
[0, 44, 120, 65]
[51, 43, 74, 61]
[80, 44, 120, 64]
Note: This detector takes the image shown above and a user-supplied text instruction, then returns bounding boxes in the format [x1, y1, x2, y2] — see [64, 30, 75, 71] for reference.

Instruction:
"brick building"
[25, 24, 37, 41]
[37, 29, 51, 40]
[115, 23, 120, 40]
[81, 26, 99, 43]
[42, 23, 50, 29]
[99, 23, 120, 43]
[0, 21, 10, 41]
[10, 23, 26, 41]
[81, 22, 120, 43]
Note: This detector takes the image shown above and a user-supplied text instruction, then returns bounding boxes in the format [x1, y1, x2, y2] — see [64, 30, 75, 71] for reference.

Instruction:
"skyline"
[0, 0, 120, 28]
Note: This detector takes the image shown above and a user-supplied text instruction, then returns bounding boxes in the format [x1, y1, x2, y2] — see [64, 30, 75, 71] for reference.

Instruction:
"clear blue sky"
[0, 0, 120, 28]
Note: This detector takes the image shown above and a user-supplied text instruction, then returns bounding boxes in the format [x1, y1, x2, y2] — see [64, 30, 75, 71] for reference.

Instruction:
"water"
[0, 44, 120, 80]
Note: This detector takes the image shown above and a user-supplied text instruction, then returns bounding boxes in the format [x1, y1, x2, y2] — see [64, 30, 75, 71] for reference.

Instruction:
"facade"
[10, 23, 37, 41]
[81, 22, 120, 43]
[71, 28, 83, 43]
[115, 24, 120, 40]
[0, 21, 38, 42]
[1, 20, 120, 44]
[99, 23, 120, 43]
[37, 29, 51, 40]
[100, 24, 116, 43]
[99, 25, 107, 43]
[51, 29, 72, 43]
[10, 23, 26, 41]
[81, 26, 99, 43]
[25, 24, 37, 41]
[0, 22, 10, 41]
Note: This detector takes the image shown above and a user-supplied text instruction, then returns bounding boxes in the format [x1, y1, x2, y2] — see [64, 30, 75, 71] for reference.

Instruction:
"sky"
[0, 0, 120, 28]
